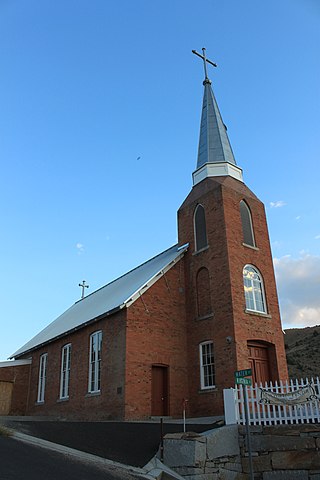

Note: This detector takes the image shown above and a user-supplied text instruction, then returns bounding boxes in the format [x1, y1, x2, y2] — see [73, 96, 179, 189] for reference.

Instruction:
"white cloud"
[270, 200, 286, 208]
[315, 235, 320, 240]
[295, 215, 301, 221]
[274, 254, 320, 328]
[76, 242, 84, 254]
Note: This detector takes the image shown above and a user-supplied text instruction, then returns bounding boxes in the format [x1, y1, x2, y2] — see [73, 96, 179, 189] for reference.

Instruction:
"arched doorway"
[247, 342, 271, 384]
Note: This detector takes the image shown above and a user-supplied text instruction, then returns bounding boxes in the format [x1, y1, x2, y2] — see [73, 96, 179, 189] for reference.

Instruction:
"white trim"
[193, 162, 243, 185]
[88, 331, 102, 393]
[59, 343, 71, 400]
[37, 353, 48, 403]
[199, 341, 215, 390]
[0, 359, 31, 368]
[124, 248, 187, 308]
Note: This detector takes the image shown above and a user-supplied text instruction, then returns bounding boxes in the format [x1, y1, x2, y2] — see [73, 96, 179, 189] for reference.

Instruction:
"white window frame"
[199, 341, 215, 390]
[88, 331, 102, 393]
[37, 353, 48, 403]
[60, 343, 71, 399]
[243, 264, 267, 314]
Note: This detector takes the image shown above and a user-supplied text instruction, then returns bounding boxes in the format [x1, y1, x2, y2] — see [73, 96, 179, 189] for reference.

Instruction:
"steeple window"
[240, 200, 255, 247]
[243, 265, 267, 314]
[194, 204, 208, 252]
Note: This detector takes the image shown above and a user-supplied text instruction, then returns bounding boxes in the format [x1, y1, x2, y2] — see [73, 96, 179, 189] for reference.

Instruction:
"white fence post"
[223, 388, 238, 425]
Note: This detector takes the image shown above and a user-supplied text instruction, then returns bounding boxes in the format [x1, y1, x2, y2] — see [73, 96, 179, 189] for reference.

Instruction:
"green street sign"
[235, 377, 252, 386]
[235, 369, 252, 378]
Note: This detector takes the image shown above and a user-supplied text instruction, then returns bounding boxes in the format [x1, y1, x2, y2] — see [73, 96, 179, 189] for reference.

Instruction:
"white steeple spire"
[192, 49, 243, 185]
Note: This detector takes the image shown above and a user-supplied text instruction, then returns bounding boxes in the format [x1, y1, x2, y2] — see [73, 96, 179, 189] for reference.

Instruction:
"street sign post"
[234, 368, 254, 480]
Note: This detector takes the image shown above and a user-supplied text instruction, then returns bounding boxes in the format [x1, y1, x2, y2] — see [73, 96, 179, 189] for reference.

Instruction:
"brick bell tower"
[178, 49, 288, 417]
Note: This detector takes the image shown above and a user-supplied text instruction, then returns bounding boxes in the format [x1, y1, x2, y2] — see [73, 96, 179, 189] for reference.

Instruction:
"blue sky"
[0, 0, 319, 360]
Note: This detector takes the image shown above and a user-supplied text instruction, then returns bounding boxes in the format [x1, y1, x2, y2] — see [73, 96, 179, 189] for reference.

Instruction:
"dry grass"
[0, 425, 12, 437]
[285, 325, 320, 379]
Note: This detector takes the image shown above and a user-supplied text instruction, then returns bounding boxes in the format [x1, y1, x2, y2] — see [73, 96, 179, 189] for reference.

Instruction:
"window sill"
[198, 387, 217, 394]
[86, 391, 101, 398]
[195, 313, 214, 322]
[242, 243, 259, 251]
[36, 401, 45, 405]
[193, 245, 209, 256]
[57, 397, 69, 403]
[245, 309, 272, 319]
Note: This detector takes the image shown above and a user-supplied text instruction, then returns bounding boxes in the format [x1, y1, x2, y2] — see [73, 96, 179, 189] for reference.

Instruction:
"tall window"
[196, 267, 212, 317]
[240, 200, 255, 247]
[89, 331, 102, 393]
[243, 265, 267, 313]
[199, 341, 215, 389]
[37, 353, 48, 403]
[60, 343, 71, 399]
[194, 204, 208, 251]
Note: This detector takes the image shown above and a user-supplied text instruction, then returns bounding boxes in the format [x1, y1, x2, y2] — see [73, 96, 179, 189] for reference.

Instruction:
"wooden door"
[151, 366, 169, 416]
[248, 343, 271, 384]
[0, 381, 13, 415]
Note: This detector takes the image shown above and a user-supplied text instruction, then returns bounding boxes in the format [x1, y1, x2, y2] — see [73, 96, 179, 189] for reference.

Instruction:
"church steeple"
[192, 49, 243, 186]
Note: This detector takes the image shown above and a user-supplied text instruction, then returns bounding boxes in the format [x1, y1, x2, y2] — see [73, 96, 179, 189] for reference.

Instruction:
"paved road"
[3, 420, 217, 467]
[0, 436, 138, 480]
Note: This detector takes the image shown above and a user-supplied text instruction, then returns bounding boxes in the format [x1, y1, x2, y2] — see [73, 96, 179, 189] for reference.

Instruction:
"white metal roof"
[11, 244, 188, 359]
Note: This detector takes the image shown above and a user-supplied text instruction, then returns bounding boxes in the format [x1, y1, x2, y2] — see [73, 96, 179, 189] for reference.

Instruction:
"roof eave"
[11, 304, 125, 360]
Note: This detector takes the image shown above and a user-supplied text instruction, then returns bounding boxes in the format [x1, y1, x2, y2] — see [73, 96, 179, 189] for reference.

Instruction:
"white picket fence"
[224, 377, 320, 426]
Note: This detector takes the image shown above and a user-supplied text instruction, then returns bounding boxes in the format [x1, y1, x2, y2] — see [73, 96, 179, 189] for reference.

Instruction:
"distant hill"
[284, 325, 320, 380]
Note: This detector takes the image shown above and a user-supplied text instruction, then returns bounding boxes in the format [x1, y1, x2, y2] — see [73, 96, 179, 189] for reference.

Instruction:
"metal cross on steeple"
[192, 48, 217, 83]
[79, 280, 89, 299]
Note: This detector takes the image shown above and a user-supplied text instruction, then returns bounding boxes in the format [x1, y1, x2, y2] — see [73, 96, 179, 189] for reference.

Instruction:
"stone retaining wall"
[163, 424, 320, 479]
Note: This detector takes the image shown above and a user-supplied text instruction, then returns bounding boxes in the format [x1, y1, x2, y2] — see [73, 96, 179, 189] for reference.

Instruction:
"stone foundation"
[163, 423, 320, 479]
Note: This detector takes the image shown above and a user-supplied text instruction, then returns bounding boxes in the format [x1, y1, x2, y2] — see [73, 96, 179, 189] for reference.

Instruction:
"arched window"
[199, 341, 215, 389]
[240, 200, 255, 247]
[243, 265, 267, 313]
[196, 267, 212, 318]
[194, 204, 208, 251]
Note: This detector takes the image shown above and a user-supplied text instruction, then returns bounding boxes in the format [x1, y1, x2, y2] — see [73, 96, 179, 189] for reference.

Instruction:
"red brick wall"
[20, 261, 189, 421]
[178, 176, 288, 416]
[222, 177, 288, 380]
[125, 261, 189, 420]
[21, 310, 127, 420]
[0, 363, 31, 415]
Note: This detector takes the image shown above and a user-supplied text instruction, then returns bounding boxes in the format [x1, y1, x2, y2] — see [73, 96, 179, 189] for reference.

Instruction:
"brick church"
[0, 50, 288, 419]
